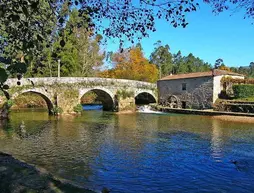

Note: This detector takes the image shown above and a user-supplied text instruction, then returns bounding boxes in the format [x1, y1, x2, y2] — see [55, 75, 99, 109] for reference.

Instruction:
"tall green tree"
[150, 41, 173, 78]
[0, 0, 252, 82]
[172, 51, 211, 74]
[26, 9, 105, 77]
[214, 58, 224, 69]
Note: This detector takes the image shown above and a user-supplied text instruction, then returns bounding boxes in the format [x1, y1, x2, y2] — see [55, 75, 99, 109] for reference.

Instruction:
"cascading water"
[137, 105, 163, 114]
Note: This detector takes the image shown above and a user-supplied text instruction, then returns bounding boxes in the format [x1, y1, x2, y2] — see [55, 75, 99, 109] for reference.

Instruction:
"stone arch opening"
[167, 95, 181, 108]
[80, 89, 114, 111]
[12, 91, 54, 114]
[135, 92, 156, 105]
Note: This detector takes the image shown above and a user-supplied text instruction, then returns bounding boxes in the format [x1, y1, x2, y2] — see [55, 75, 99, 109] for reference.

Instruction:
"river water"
[0, 110, 254, 193]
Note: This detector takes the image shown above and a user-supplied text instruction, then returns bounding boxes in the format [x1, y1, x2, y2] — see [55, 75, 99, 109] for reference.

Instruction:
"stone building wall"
[157, 76, 214, 109]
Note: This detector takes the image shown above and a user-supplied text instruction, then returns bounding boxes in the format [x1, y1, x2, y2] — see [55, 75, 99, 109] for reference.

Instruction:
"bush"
[51, 106, 63, 115]
[7, 99, 14, 109]
[73, 104, 83, 113]
[233, 84, 254, 99]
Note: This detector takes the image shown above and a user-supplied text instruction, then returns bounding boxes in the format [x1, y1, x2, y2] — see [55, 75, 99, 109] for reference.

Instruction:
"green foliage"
[51, 106, 63, 115]
[73, 104, 83, 113]
[172, 51, 211, 75]
[150, 41, 173, 78]
[81, 92, 98, 104]
[116, 90, 134, 99]
[0, 68, 8, 83]
[12, 93, 47, 109]
[27, 9, 104, 77]
[6, 100, 14, 109]
[227, 62, 254, 78]
[149, 46, 212, 79]
[232, 84, 254, 99]
[214, 58, 224, 69]
[0, 68, 10, 99]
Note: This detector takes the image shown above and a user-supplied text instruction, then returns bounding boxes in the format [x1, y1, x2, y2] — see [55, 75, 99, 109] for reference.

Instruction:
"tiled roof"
[159, 69, 244, 81]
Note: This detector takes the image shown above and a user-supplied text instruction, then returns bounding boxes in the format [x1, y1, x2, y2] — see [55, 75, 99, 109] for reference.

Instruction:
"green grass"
[233, 97, 254, 102]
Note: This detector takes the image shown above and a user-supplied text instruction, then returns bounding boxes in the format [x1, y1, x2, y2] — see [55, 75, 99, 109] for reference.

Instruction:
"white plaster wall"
[212, 75, 244, 103]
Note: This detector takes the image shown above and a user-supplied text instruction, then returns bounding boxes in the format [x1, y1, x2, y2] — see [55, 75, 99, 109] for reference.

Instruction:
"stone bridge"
[6, 77, 157, 114]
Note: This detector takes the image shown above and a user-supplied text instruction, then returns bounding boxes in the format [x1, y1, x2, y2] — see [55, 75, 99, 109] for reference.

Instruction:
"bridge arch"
[80, 88, 115, 111]
[12, 89, 54, 114]
[135, 91, 157, 105]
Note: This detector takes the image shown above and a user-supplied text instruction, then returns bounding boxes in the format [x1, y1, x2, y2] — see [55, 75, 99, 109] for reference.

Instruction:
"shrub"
[232, 84, 254, 99]
[51, 106, 63, 115]
[7, 99, 14, 109]
[73, 104, 83, 113]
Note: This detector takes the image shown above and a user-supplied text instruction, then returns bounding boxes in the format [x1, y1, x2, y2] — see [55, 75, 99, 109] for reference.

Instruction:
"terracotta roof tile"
[159, 69, 244, 81]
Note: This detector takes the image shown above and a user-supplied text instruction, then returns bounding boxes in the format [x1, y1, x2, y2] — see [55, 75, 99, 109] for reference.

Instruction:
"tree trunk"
[0, 103, 9, 120]
[21, 55, 25, 63]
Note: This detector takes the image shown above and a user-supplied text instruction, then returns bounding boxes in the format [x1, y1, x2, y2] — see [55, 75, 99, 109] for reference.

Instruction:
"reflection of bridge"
[6, 77, 157, 114]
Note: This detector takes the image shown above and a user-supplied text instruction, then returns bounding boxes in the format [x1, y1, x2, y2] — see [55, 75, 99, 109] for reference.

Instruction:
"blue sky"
[105, 2, 254, 67]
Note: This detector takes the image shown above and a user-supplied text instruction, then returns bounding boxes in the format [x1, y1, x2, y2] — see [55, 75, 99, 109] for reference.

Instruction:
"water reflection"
[211, 118, 224, 162]
[0, 111, 254, 192]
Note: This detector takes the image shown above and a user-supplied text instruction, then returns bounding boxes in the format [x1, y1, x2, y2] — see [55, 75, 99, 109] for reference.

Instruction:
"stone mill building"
[157, 69, 244, 109]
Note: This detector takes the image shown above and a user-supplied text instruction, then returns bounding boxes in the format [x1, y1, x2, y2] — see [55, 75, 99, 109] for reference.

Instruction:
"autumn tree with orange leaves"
[100, 46, 159, 83]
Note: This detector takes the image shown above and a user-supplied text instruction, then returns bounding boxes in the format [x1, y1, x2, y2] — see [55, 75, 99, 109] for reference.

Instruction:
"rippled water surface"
[1, 110, 254, 193]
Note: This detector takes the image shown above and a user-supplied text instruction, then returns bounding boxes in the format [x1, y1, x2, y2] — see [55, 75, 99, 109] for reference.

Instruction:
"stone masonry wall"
[157, 76, 213, 109]
[6, 77, 157, 113]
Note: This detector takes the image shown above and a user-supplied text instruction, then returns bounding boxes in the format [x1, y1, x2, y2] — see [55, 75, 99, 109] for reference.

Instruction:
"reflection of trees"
[38, 112, 117, 187]
[0, 111, 117, 189]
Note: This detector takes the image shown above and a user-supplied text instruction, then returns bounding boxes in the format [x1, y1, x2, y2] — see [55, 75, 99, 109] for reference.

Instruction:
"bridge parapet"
[6, 77, 156, 90]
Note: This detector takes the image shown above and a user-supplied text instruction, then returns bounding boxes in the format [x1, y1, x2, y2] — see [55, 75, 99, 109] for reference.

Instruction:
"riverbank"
[212, 115, 254, 123]
[0, 152, 95, 193]
[151, 104, 254, 117]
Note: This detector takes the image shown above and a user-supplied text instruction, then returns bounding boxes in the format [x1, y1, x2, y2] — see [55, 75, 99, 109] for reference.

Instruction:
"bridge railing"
[6, 77, 156, 89]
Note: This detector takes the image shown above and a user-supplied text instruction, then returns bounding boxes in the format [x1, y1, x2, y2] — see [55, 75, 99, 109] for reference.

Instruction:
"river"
[0, 109, 254, 193]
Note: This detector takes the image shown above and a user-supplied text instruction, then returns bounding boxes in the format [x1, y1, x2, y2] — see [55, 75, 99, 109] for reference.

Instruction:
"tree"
[0, 0, 252, 81]
[100, 46, 159, 83]
[172, 51, 211, 74]
[218, 64, 231, 71]
[150, 41, 173, 78]
[249, 62, 254, 76]
[0, 0, 202, 96]
[204, 0, 254, 20]
[214, 58, 231, 71]
[0, 0, 252, 115]
[214, 58, 224, 69]
[25, 9, 105, 77]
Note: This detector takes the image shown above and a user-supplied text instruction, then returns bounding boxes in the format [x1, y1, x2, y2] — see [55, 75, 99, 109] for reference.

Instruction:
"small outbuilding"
[157, 69, 244, 109]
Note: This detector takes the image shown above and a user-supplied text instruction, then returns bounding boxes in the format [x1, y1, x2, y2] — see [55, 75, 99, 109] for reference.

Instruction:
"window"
[182, 83, 187, 91]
